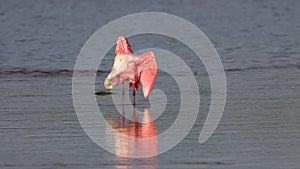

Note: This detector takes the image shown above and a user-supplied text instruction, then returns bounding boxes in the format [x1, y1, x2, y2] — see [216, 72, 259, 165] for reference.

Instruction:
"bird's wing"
[137, 51, 158, 98]
[115, 36, 133, 55]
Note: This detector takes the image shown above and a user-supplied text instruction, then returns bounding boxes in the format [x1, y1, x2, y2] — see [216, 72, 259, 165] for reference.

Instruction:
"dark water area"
[1, 0, 300, 168]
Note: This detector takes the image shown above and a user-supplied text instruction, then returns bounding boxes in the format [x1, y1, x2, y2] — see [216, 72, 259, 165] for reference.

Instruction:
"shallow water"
[1, 0, 300, 168]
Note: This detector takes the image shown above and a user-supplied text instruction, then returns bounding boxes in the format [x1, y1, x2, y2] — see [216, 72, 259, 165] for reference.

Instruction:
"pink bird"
[104, 36, 158, 105]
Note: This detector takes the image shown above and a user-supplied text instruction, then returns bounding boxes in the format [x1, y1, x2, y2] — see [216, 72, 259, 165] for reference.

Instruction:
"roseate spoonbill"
[104, 36, 158, 105]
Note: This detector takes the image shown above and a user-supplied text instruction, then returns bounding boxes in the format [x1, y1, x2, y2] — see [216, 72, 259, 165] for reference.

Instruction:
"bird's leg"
[122, 82, 125, 97]
[132, 102, 136, 122]
[132, 89, 136, 106]
[121, 105, 125, 128]
[122, 82, 125, 117]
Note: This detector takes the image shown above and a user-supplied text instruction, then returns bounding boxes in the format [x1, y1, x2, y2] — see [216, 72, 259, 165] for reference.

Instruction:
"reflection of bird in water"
[104, 36, 158, 105]
[105, 108, 157, 159]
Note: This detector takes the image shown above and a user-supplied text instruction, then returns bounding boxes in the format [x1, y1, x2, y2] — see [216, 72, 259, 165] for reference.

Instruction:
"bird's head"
[104, 54, 133, 89]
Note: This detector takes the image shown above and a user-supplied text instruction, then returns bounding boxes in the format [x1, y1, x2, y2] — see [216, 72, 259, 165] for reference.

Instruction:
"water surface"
[1, 0, 300, 168]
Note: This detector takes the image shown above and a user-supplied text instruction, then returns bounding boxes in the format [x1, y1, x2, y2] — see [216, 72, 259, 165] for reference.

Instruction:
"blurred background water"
[1, 0, 300, 168]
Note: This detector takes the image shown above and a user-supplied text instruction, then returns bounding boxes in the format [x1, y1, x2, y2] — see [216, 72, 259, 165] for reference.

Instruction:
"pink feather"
[113, 36, 158, 98]
[115, 36, 133, 55]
